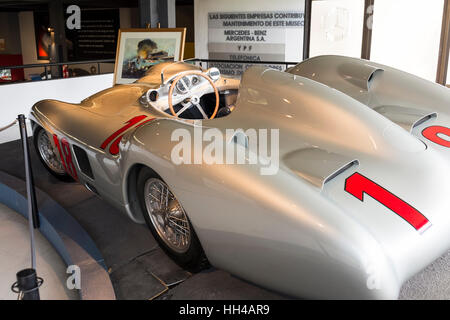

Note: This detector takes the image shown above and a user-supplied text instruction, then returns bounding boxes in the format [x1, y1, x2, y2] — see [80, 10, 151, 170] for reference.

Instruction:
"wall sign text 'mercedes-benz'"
[208, 11, 304, 76]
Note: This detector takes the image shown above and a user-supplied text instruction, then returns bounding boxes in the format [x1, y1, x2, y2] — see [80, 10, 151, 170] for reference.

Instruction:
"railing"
[0, 58, 300, 84]
[0, 59, 115, 83]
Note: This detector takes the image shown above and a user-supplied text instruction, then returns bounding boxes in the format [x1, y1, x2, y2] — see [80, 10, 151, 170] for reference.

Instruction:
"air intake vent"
[73, 145, 94, 179]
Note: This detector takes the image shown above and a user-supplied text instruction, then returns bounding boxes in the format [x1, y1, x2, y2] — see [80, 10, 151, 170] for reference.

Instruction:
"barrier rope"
[0, 119, 18, 132]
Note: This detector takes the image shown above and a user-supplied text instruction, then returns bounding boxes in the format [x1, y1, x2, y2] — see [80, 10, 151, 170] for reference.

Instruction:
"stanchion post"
[13, 114, 42, 300]
[12, 269, 42, 300]
[17, 115, 39, 230]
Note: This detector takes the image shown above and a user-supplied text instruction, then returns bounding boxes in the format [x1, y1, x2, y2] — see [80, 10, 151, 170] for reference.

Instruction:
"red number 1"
[345, 172, 429, 231]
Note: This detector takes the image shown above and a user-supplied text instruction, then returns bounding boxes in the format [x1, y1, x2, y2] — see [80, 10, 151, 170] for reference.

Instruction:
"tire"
[33, 127, 73, 182]
[137, 167, 208, 272]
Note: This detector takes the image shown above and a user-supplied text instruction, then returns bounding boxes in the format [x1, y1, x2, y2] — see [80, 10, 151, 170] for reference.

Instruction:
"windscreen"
[136, 61, 201, 85]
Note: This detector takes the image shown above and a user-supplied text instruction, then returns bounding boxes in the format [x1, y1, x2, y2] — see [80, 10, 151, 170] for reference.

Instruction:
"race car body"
[29, 56, 450, 299]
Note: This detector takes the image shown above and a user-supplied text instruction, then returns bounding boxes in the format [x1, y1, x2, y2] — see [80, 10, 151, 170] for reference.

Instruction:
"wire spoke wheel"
[144, 178, 191, 253]
[36, 129, 65, 175]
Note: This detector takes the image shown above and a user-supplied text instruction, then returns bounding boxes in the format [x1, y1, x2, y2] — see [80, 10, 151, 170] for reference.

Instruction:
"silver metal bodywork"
[29, 56, 450, 299]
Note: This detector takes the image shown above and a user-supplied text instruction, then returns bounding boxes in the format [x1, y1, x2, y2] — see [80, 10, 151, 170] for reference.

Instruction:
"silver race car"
[29, 55, 450, 299]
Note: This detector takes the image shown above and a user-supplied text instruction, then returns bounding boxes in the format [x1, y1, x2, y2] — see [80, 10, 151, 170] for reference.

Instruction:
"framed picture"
[114, 28, 186, 85]
[34, 11, 50, 60]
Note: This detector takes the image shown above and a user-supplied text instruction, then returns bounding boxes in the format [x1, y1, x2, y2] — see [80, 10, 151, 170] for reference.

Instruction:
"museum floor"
[0, 203, 77, 300]
[0, 138, 449, 300]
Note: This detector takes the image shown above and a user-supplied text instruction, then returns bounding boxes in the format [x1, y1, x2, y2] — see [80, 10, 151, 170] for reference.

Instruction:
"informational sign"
[208, 11, 304, 76]
[206, 61, 287, 77]
[66, 9, 120, 61]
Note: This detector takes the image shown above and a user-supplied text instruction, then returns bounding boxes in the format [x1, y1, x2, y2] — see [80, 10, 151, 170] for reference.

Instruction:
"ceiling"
[0, 0, 140, 11]
[0, 0, 193, 11]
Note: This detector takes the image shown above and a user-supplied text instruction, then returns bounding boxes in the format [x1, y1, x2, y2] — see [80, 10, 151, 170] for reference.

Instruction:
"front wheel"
[137, 167, 208, 272]
[33, 127, 73, 182]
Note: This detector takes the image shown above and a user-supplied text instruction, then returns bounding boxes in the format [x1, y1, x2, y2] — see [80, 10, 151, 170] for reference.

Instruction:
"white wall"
[18, 11, 50, 80]
[371, 0, 444, 81]
[309, 0, 364, 58]
[194, 0, 305, 59]
[0, 73, 114, 143]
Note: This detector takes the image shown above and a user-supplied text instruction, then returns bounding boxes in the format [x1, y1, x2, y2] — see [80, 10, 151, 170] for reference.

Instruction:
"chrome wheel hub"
[144, 178, 191, 253]
[37, 130, 66, 175]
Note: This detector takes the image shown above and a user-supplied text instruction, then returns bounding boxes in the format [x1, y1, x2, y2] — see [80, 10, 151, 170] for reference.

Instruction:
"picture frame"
[113, 28, 186, 85]
[34, 11, 50, 60]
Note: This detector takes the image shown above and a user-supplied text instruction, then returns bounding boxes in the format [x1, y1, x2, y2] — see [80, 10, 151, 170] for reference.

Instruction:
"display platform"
[0, 139, 285, 300]
[0, 171, 115, 300]
[0, 203, 78, 300]
[0, 138, 449, 300]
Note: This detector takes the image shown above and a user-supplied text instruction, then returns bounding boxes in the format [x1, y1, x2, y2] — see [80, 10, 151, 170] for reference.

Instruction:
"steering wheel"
[168, 71, 220, 119]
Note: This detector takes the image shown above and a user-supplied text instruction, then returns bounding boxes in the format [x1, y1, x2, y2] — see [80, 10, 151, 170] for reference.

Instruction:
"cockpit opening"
[138, 61, 240, 120]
